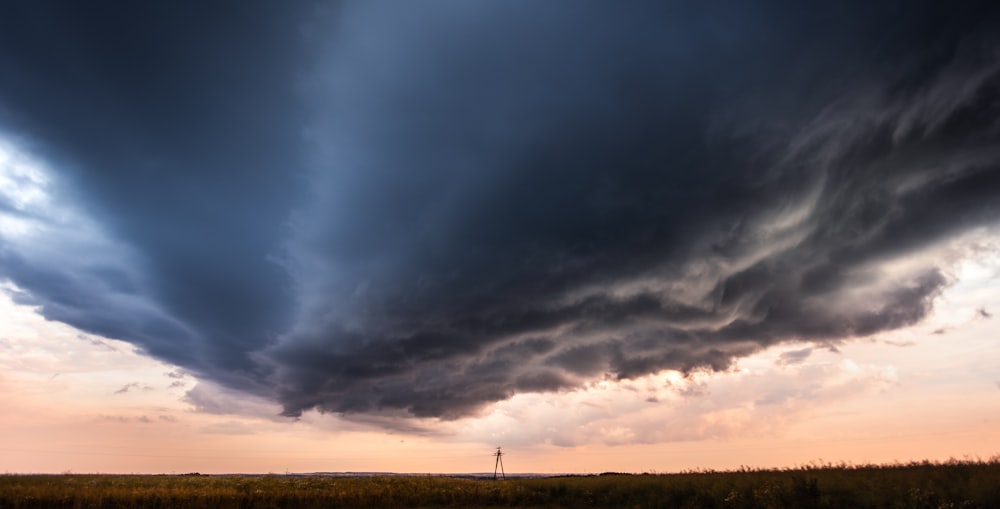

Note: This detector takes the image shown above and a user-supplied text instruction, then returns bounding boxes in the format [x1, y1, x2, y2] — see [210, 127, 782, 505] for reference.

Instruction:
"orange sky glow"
[2, 246, 997, 474]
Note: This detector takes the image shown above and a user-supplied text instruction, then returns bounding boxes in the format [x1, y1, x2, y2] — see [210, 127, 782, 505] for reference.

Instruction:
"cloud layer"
[1, 1, 999, 422]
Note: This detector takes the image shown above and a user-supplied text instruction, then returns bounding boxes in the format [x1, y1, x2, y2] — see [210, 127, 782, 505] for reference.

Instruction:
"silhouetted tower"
[493, 446, 506, 480]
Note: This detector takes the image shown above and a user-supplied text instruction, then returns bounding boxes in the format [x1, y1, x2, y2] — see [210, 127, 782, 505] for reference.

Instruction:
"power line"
[493, 447, 505, 480]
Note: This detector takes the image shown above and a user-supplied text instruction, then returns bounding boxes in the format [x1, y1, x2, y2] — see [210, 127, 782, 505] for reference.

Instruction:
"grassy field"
[2, 460, 999, 508]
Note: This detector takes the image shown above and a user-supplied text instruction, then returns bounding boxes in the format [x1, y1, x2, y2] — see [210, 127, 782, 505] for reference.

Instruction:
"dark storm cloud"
[1, 1, 999, 422]
[269, 0, 1000, 419]
[0, 1, 319, 387]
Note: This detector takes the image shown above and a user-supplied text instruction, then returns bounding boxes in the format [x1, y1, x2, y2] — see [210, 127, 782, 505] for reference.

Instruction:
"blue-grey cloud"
[1, 1, 998, 422]
[777, 348, 814, 367]
[0, 1, 315, 392]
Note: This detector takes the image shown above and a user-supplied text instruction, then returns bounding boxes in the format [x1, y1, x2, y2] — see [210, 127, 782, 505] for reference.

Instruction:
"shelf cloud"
[1, 1, 998, 422]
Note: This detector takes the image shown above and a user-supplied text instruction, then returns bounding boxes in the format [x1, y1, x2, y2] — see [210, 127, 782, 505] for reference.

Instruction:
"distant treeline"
[2, 458, 999, 508]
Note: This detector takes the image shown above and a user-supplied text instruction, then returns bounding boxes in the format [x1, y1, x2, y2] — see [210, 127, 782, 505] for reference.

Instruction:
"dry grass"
[2, 459, 999, 508]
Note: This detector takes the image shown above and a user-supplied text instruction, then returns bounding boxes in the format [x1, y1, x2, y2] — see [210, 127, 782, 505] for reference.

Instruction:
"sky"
[0, 0, 998, 474]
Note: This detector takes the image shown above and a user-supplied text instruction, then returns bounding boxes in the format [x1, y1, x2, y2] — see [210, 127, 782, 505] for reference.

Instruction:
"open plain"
[2, 460, 999, 508]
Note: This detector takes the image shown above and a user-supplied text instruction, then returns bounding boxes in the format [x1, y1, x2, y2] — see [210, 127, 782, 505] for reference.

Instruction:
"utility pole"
[493, 446, 506, 480]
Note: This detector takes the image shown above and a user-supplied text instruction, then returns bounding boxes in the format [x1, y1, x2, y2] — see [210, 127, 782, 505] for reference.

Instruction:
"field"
[2, 460, 1000, 508]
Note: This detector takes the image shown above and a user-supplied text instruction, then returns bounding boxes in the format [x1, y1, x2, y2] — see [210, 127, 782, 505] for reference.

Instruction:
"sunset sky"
[1, 1, 998, 474]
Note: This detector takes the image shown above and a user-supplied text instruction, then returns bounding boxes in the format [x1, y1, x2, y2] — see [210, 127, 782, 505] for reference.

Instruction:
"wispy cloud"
[114, 382, 153, 395]
[199, 421, 257, 436]
[99, 414, 152, 424]
[777, 348, 814, 366]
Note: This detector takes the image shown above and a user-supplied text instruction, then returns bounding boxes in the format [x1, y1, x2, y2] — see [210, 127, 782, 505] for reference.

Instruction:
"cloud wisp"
[0, 1, 998, 424]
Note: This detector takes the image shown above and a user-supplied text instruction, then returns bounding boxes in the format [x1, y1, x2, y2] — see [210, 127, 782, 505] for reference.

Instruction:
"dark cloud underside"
[0, 1, 316, 385]
[1, 1, 998, 421]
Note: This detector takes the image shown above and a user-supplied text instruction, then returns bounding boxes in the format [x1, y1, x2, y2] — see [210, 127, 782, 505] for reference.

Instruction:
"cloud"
[78, 335, 118, 351]
[777, 348, 814, 366]
[114, 383, 140, 395]
[266, 1, 1000, 419]
[99, 414, 152, 424]
[199, 421, 257, 436]
[0, 1, 998, 423]
[0, 1, 314, 395]
[456, 347, 900, 447]
[182, 381, 291, 422]
[114, 382, 153, 395]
